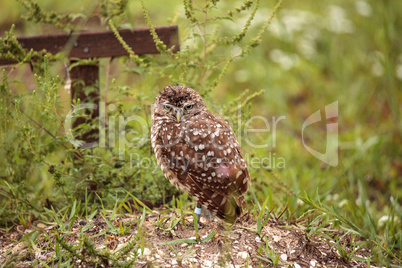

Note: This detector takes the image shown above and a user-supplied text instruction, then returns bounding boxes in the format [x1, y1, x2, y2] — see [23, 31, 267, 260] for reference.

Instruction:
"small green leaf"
[162, 238, 197, 245]
[201, 231, 216, 243]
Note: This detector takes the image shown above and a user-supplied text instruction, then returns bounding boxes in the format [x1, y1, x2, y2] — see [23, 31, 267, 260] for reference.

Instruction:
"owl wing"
[179, 112, 250, 222]
[185, 172, 243, 222]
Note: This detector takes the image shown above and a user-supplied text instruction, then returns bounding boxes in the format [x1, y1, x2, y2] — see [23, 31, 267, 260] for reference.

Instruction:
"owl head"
[153, 86, 207, 123]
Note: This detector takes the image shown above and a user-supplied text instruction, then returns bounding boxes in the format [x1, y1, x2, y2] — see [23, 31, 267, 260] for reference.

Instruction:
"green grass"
[0, 0, 401, 266]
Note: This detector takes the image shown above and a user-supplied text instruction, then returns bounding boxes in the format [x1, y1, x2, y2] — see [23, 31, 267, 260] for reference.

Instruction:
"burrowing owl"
[151, 86, 250, 223]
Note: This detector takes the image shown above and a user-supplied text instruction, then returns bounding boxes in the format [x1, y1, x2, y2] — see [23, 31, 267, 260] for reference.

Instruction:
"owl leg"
[195, 203, 215, 224]
[195, 203, 202, 224]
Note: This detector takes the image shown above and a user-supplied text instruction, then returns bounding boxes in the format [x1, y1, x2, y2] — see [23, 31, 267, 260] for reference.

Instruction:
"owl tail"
[186, 174, 246, 224]
[215, 195, 245, 224]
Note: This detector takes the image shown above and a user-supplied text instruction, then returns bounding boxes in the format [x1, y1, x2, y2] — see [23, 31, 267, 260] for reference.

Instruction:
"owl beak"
[176, 109, 183, 123]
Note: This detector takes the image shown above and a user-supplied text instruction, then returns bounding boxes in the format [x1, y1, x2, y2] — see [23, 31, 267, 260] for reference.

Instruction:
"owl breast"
[151, 114, 189, 192]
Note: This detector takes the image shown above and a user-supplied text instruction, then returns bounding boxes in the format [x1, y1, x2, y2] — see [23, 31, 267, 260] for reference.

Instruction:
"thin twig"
[191, 0, 203, 10]
[198, 5, 208, 89]
[0, 188, 44, 213]
[2, 89, 83, 159]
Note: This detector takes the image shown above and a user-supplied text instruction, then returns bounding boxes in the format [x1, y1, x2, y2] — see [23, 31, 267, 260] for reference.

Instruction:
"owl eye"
[184, 104, 193, 110]
[163, 105, 172, 110]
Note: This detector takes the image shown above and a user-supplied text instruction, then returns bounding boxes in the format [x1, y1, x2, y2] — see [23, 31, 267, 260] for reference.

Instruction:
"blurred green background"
[0, 0, 401, 263]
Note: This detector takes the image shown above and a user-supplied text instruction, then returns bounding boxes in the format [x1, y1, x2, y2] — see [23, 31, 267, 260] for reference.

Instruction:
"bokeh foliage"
[0, 0, 401, 265]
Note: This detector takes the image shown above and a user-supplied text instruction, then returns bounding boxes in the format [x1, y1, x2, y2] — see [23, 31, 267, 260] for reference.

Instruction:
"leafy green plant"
[165, 244, 197, 267]
[1, 0, 401, 266]
[256, 236, 282, 266]
[157, 214, 181, 237]
[332, 233, 364, 263]
[162, 230, 216, 245]
[300, 192, 402, 264]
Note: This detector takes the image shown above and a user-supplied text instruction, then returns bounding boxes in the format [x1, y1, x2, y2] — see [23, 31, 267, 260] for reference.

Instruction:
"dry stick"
[276, 202, 290, 221]
[269, 204, 277, 217]
[295, 212, 316, 224]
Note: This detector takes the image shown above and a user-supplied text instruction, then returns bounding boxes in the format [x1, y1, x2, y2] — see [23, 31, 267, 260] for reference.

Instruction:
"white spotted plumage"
[151, 86, 250, 222]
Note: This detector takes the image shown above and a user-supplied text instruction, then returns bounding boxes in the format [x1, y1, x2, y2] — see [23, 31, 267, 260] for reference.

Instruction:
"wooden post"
[70, 63, 100, 148]
[0, 26, 180, 147]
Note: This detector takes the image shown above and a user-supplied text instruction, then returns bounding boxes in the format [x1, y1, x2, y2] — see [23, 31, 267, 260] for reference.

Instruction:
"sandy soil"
[0, 209, 372, 267]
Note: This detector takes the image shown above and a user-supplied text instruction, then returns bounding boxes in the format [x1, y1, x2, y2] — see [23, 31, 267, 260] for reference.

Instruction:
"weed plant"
[0, 0, 400, 266]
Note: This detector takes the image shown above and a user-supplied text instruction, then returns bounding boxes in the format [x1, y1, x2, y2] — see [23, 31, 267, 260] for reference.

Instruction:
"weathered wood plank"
[0, 26, 179, 65]
[70, 64, 100, 148]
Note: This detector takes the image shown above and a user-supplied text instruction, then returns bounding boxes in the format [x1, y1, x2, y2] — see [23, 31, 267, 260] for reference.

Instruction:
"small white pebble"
[280, 254, 287, 261]
[204, 260, 212, 266]
[189, 257, 198, 263]
[310, 260, 317, 267]
[294, 264, 301, 268]
[36, 223, 46, 229]
[137, 248, 151, 256]
[237, 251, 248, 259]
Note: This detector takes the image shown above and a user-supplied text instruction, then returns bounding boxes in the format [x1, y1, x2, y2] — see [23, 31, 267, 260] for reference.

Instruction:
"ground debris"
[0, 209, 372, 267]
